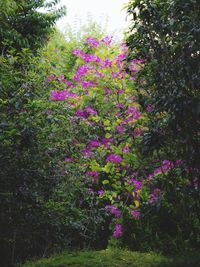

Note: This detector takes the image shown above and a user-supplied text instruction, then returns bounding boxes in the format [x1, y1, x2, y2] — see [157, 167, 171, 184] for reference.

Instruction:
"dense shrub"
[47, 35, 189, 252]
[125, 0, 200, 253]
[0, 19, 110, 266]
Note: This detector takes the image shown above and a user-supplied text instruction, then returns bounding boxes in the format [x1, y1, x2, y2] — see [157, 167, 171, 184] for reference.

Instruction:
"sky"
[56, 0, 130, 39]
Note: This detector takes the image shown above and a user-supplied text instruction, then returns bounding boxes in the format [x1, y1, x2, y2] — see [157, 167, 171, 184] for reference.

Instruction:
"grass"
[22, 248, 200, 267]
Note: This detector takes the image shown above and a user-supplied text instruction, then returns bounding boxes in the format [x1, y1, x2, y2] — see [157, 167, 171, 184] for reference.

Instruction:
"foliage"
[1, 0, 200, 264]
[0, 25, 109, 266]
[0, 1, 66, 266]
[47, 35, 186, 245]
[126, 0, 200, 175]
[22, 248, 200, 267]
[0, 0, 65, 54]
[125, 0, 200, 253]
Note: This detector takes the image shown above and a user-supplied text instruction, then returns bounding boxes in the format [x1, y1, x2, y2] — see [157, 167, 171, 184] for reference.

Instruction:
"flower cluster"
[49, 36, 182, 238]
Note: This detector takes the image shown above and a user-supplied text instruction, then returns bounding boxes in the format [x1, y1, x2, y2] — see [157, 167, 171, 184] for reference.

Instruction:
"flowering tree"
[48, 36, 181, 238]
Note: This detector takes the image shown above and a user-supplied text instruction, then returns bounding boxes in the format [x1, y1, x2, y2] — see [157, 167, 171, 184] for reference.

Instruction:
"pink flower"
[100, 35, 113, 46]
[127, 179, 142, 190]
[85, 36, 100, 48]
[50, 90, 66, 101]
[81, 81, 95, 88]
[122, 146, 129, 153]
[50, 89, 78, 101]
[120, 43, 128, 53]
[46, 74, 55, 83]
[76, 65, 89, 76]
[111, 72, 119, 78]
[115, 53, 126, 62]
[175, 159, 183, 165]
[65, 157, 73, 162]
[89, 140, 101, 148]
[149, 189, 161, 204]
[116, 103, 124, 108]
[82, 148, 93, 157]
[133, 128, 143, 137]
[127, 106, 139, 114]
[106, 154, 122, 164]
[82, 54, 100, 63]
[117, 89, 124, 94]
[133, 180, 142, 190]
[85, 106, 97, 116]
[86, 171, 100, 177]
[100, 58, 112, 68]
[72, 49, 84, 56]
[75, 110, 86, 118]
[116, 125, 124, 133]
[97, 190, 104, 196]
[112, 224, 123, 237]
[105, 205, 122, 218]
[64, 80, 73, 87]
[146, 104, 153, 113]
[104, 88, 112, 95]
[131, 210, 140, 220]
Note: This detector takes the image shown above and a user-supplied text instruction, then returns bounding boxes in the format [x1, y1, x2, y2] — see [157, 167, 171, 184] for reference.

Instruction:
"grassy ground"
[22, 248, 200, 267]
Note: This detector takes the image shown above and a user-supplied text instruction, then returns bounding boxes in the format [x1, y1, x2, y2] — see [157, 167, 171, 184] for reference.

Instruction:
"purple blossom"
[75, 110, 86, 118]
[85, 36, 100, 48]
[46, 74, 55, 83]
[146, 104, 153, 113]
[95, 71, 104, 78]
[104, 87, 112, 95]
[101, 138, 112, 149]
[65, 157, 73, 162]
[175, 159, 183, 165]
[120, 43, 128, 53]
[105, 205, 122, 218]
[97, 190, 104, 196]
[86, 171, 100, 177]
[131, 210, 140, 220]
[85, 106, 97, 116]
[64, 80, 73, 87]
[117, 89, 124, 94]
[72, 49, 84, 56]
[112, 72, 119, 79]
[127, 106, 139, 114]
[116, 125, 124, 133]
[115, 53, 126, 61]
[50, 89, 78, 101]
[82, 148, 93, 158]
[89, 140, 101, 148]
[100, 58, 113, 68]
[146, 160, 174, 179]
[82, 54, 101, 63]
[100, 35, 113, 46]
[76, 65, 89, 76]
[127, 179, 142, 190]
[127, 107, 141, 121]
[49, 90, 64, 101]
[72, 49, 100, 63]
[106, 154, 122, 164]
[149, 189, 161, 204]
[116, 103, 124, 108]
[50, 90, 66, 101]
[81, 80, 95, 88]
[112, 224, 123, 237]
[122, 146, 129, 153]
[133, 128, 143, 137]
[133, 180, 142, 190]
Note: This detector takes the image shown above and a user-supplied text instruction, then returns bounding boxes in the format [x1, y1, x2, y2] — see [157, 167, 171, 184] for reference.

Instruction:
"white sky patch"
[56, 0, 130, 39]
